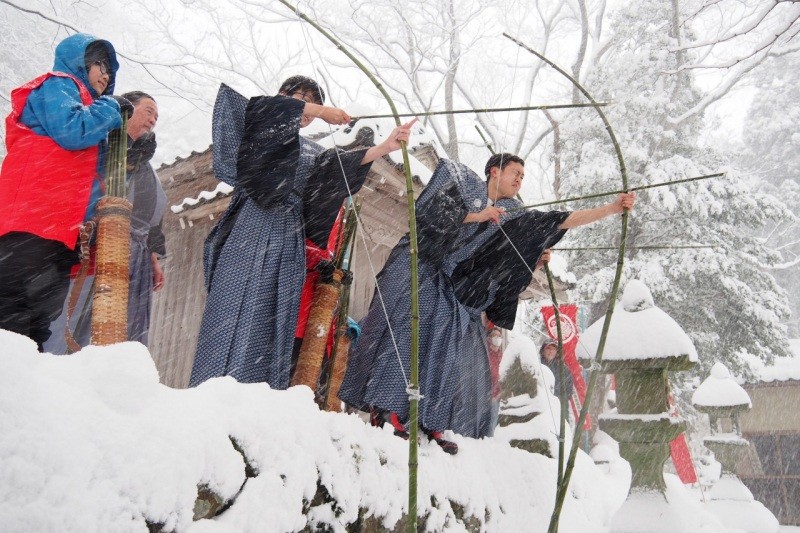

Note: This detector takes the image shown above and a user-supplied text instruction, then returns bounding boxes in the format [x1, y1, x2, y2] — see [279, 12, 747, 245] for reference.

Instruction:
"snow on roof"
[0, 328, 629, 531]
[577, 280, 698, 362]
[744, 338, 800, 384]
[692, 362, 751, 408]
[171, 180, 234, 214]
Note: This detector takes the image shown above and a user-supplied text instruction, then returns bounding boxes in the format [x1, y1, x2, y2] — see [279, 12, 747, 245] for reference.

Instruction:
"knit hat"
[540, 339, 558, 356]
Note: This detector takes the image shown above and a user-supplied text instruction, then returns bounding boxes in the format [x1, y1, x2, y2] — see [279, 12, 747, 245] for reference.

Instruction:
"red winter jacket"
[0, 72, 99, 249]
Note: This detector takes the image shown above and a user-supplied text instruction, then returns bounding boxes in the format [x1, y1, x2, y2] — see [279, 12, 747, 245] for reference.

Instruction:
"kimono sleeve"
[416, 180, 469, 267]
[147, 222, 167, 258]
[414, 160, 486, 267]
[452, 209, 571, 329]
[303, 147, 370, 248]
[235, 94, 306, 208]
[211, 84, 248, 186]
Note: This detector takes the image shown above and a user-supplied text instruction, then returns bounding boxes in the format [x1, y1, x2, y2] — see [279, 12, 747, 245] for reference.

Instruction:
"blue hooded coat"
[18, 33, 122, 221]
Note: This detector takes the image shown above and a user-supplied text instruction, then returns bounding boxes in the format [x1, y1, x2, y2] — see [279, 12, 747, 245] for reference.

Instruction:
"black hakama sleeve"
[235, 94, 306, 208]
[303, 147, 371, 248]
[451, 209, 571, 329]
[413, 160, 486, 267]
[415, 180, 470, 267]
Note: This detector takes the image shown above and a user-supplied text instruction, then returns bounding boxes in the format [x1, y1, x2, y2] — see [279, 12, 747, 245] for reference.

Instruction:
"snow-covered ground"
[0, 329, 627, 532]
[1, 327, 791, 532]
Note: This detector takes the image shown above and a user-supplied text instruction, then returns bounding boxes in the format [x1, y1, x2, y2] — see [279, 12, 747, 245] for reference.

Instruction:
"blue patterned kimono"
[189, 85, 370, 389]
[338, 161, 521, 435]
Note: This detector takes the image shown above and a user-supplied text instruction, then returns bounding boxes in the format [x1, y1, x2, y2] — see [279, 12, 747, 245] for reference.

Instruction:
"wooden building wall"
[740, 380, 800, 525]
[148, 149, 226, 389]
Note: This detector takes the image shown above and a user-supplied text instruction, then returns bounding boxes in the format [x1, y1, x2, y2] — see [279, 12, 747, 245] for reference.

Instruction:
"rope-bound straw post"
[91, 117, 132, 345]
[292, 202, 361, 391]
[291, 266, 344, 390]
[324, 271, 354, 412]
[324, 203, 360, 411]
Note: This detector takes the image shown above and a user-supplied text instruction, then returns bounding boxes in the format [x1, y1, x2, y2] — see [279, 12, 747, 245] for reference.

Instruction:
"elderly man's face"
[127, 98, 158, 141]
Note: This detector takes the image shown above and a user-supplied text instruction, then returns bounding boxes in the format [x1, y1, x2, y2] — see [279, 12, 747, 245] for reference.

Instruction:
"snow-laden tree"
[738, 52, 800, 336]
[553, 0, 794, 380]
[0, 0, 795, 362]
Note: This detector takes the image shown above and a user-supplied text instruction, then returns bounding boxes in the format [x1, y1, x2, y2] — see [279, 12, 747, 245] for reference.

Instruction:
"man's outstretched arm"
[559, 192, 635, 229]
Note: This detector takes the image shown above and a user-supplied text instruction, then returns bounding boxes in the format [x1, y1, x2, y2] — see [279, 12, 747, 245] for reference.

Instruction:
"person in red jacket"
[0, 33, 129, 351]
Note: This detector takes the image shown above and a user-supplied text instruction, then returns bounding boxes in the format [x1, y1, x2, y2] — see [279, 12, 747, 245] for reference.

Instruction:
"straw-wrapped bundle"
[324, 328, 351, 412]
[91, 196, 132, 345]
[91, 120, 131, 345]
[291, 268, 343, 390]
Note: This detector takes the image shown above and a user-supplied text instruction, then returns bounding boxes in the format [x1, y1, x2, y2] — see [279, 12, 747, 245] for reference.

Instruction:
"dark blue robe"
[189, 86, 370, 388]
[339, 160, 532, 436]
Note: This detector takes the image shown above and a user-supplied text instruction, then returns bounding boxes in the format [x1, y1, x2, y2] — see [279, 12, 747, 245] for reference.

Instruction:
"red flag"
[541, 304, 591, 430]
[668, 392, 698, 484]
[670, 434, 697, 484]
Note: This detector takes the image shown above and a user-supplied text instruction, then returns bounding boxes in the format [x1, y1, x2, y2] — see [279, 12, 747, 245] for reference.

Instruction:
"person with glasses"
[0, 33, 131, 351]
[189, 76, 414, 390]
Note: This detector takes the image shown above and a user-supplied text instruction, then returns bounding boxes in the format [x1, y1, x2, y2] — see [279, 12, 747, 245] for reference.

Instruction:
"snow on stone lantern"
[578, 280, 708, 532]
[693, 363, 779, 533]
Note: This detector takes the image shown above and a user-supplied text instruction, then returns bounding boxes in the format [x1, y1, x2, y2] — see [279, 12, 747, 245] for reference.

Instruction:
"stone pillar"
[693, 363, 779, 533]
[578, 280, 713, 532]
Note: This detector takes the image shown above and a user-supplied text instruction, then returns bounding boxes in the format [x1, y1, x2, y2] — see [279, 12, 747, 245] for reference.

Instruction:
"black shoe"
[389, 412, 410, 440]
[424, 428, 458, 455]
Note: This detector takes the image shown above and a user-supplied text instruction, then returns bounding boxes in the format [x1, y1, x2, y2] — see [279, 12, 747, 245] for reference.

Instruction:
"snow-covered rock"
[0, 329, 627, 532]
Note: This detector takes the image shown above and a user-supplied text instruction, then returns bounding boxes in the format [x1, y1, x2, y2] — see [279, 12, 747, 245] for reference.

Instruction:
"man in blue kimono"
[190, 76, 413, 390]
[340, 152, 634, 453]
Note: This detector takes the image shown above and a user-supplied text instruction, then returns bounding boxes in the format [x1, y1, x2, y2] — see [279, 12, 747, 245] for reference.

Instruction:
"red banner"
[540, 304, 591, 430]
[668, 392, 698, 484]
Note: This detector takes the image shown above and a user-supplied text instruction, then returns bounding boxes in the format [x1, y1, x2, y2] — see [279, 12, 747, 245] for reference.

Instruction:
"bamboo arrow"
[351, 102, 609, 121]
[508, 172, 725, 212]
[554, 245, 717, 251]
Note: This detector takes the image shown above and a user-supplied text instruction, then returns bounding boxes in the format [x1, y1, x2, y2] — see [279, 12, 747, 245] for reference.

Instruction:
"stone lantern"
[494, 338, 552, 457]
[693, 362, 779, 533]
[578, 280, 706, 532]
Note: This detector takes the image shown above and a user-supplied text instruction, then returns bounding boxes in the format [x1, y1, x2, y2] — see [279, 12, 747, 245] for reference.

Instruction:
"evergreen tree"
[739, 53, 800, 336]
[555, 0, 793, 380]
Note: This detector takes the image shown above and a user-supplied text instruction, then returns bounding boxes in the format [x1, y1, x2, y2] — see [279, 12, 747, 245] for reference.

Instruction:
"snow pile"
[692, 362, 751, 408]
[744, 338, 800, 383]
[610, 474, 726, 533]
[546, 253, 577, 285]
[577, 280, 698, 362]
[499, 335, 543, 381]
[0, 329, 625, 532]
